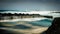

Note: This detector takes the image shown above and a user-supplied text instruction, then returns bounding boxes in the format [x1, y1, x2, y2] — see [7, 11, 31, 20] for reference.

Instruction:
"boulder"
[46, 17, 60, 34]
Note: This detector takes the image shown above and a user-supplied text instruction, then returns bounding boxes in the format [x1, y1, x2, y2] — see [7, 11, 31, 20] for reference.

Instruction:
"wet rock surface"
[0, 29, 24, 34]
[45, 17, 60, 34]
[0, 29, 16, 34]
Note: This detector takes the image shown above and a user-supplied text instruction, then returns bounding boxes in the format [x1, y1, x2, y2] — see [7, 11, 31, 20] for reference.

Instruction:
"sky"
[0, 0, 60, 12]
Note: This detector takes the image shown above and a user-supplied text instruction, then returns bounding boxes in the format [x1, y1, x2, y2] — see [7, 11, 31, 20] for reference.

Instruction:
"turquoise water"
[27, 19, 52, 27]
[0, 19, 52, 34]
[0, 18, 53, 29]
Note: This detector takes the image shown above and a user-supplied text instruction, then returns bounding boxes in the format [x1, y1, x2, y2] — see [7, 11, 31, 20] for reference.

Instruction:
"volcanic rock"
[46, 17, 60, 34]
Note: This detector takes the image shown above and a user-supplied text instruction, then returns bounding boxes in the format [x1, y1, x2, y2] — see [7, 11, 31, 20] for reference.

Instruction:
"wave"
[12, 24, 31, 29]
[27, 19, 52, 27]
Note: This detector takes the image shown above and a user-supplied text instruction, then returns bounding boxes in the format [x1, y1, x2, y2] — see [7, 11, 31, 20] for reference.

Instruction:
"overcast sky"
[0, 0, 60, 12]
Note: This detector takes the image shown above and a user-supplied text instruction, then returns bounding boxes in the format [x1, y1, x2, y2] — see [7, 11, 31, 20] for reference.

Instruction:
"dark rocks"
[0, 29, 24, 34]
[0, 29, 15, 34]
[46, 17, 60, 34]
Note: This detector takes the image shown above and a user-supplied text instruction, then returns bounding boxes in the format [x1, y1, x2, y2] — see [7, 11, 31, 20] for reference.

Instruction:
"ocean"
[0, 17, 53, 34]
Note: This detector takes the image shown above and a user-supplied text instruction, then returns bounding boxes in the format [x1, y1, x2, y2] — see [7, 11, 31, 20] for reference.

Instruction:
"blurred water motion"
[0, 17, 52, 34]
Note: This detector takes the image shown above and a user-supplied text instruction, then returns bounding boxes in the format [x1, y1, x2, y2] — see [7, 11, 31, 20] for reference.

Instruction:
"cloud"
[0, 0, 60, 11]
